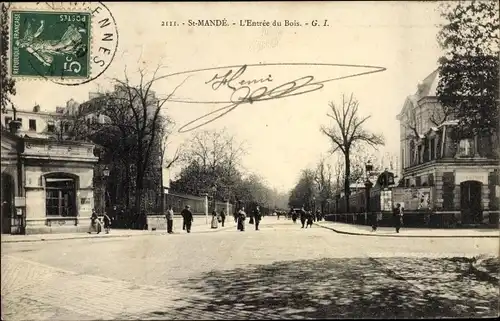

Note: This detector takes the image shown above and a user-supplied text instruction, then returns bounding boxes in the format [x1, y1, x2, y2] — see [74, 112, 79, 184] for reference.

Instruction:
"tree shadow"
[141, 257, 498, 320]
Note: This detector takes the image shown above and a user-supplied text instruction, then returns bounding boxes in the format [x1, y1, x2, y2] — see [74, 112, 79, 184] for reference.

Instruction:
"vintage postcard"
[1, 1, 498, 320]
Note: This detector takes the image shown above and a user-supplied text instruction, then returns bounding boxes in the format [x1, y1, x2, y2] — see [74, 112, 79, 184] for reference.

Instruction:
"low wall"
[325, 211, 499, 228]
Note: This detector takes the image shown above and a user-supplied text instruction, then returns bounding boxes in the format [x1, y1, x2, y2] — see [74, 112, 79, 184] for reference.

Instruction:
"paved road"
[1, 218, 498, 320]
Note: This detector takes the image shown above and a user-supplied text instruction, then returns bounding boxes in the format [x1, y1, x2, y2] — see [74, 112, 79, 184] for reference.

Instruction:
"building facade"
[396, 70, 499, 225]
[1, 103, 98, 234]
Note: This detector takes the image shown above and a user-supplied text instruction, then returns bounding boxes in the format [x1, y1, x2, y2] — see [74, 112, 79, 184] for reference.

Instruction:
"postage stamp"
[10, 10, 91, 79]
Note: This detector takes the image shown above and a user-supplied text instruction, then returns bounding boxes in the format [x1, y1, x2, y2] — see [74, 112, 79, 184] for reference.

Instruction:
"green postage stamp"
[10, 11, 91, 79]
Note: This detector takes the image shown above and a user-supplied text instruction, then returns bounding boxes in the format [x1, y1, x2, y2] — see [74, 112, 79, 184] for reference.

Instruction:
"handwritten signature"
[154, 63, 386, 133]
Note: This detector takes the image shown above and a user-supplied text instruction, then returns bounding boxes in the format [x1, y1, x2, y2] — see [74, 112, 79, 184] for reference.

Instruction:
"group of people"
[211, 208, 227, 229]
[287, 208, 323, 228]
[233, 205, 262, 231]
[88, 208, 112, 234]
[165, 204, 194, 233]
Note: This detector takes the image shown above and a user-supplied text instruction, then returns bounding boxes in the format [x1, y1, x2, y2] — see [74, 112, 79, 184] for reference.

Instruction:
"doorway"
[460, 180, 482, 224]
[1, 173, 15, 234]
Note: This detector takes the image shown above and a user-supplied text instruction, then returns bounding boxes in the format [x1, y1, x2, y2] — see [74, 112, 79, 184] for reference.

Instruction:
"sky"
[10, 1, 444, 192]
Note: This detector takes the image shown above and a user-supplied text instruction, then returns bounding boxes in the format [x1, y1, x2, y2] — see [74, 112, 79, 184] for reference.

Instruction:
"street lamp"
[211, 185, 217, 211]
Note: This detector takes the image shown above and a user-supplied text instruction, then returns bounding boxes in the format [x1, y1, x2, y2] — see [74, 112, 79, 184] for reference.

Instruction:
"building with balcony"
[396, 69, 499, 225]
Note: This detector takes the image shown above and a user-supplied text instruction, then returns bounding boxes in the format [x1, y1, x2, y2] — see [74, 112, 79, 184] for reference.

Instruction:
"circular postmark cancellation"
[8, 1, 118, 86]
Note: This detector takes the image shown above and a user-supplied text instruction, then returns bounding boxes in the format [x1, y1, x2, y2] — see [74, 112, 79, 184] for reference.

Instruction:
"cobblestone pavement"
[1, 218, 498, 320]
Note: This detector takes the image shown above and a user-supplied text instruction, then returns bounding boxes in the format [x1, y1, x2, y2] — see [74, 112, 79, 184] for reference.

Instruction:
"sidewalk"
[315, 221, 499, 238]
[1, 218, 236, 243]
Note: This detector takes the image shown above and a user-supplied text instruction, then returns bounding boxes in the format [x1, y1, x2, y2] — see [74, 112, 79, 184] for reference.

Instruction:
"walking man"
[299, 206, 307, 228]
[220, 208, 226, 227]
[254, 205, 262, 231]
[166, 205, 174, 234]
[394, 203, 403, 233]
[181, 205, 194, 233]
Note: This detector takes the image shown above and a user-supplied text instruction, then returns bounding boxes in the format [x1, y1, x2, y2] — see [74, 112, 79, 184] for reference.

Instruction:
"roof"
[397, 68, 440, 119]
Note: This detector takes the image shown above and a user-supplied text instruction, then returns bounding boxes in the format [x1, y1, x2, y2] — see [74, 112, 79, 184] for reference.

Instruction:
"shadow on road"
[143, 256, 498, 319]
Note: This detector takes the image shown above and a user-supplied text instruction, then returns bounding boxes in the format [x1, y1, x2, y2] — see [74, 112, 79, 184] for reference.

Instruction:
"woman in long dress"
[237, 207, 246, 231]
[211, 210, 219, 229]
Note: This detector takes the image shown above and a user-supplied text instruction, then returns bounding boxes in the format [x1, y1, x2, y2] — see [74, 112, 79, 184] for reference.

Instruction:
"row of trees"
[171, 129, 289, 212]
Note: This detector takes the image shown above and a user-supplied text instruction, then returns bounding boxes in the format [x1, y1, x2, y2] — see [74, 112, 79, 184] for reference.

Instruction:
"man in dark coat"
[253, 206, 262, 231]
[181, 205, 194, 233]
[299, 206, 307, 228]
[394, 203, 403, 233]
[220, 208, 226, 227]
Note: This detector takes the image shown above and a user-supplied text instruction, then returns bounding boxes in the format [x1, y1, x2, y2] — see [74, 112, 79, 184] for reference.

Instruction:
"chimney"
[33, 104, 40, 112]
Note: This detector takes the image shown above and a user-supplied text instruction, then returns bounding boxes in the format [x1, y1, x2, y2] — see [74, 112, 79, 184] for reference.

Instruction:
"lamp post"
[211, 185, 217, 211]
[312, 196, 316, 220]
[364, 161, 373, 225]
[102, 165, 110, 215]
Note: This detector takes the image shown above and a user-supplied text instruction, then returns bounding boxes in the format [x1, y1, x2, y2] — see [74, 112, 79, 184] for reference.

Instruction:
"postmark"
[8, 2, 118, 86]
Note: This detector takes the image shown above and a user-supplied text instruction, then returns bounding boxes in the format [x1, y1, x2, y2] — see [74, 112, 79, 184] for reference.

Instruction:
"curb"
[1, 225, 236, 244]
[314, 223, 499, 238]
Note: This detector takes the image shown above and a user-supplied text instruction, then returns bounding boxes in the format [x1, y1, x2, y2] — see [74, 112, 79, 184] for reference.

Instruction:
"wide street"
[1, 217, 498, 320]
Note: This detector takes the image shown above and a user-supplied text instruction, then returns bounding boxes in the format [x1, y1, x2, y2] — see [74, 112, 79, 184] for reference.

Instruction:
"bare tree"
[320, 93, 384, 213]
[78, 65, 183, 213]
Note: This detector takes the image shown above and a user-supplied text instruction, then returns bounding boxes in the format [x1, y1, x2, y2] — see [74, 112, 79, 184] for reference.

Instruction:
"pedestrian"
[394, 203, 403, 233]
[233, 210, 238, 223]
[254, 205, 262, 231]
[88, 208, 100, 234]
[299, 206, 307, 228]
[220, 208, 226, 227]
[181, 207, 186, 230]
[291, 209, 298, 223]
[306, 211, 313, 228]
[102, 211, 111, 234]
[211, 210, 219, 229]
[316, 209, 321, 222]
[237, 207, 247, 231]
[371, 212, 378, 232]
[181, 205, 193, 233]
[166, 205, 174, 234]
[277, 210, 280, 220]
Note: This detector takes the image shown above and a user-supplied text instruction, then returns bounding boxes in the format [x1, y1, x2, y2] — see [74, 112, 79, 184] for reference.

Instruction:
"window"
[417, 145, 423, 164]
[458, 139, 474, 157]
[29, 119, 37, 131]
[430, 138, 436, 160]
[64, 123, 70, 132]
[4, 116, 12, 126]
[415, 176, 422, 187]
[405, 179, 410, 187]
[47, 121, 55, 132]
[45, 177, 76, 216]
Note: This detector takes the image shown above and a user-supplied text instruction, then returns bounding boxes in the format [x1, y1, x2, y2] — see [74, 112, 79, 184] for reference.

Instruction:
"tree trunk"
[344, 150, 350, 213]
[125, 162, 130, 209]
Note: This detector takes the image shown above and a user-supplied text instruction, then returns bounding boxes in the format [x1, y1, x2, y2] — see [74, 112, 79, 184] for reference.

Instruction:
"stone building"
[396, 69, 499, 225]
[1, 109, 98, 234]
